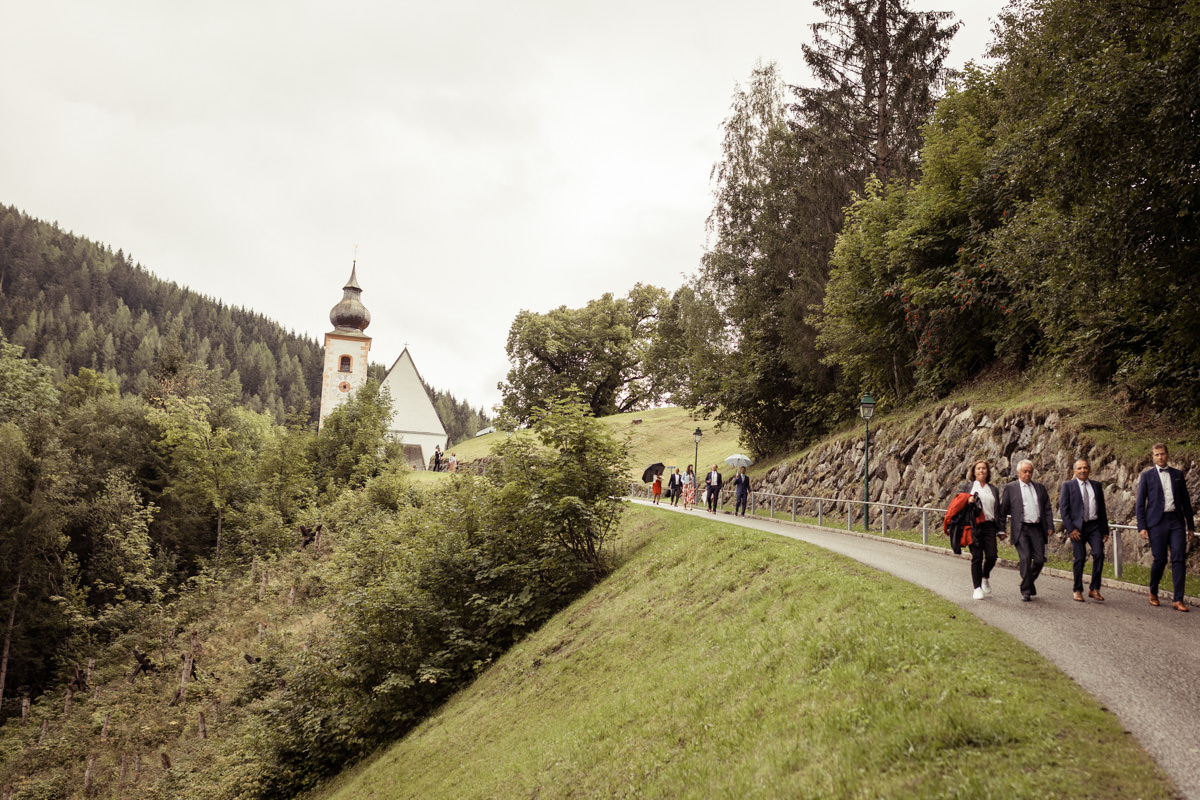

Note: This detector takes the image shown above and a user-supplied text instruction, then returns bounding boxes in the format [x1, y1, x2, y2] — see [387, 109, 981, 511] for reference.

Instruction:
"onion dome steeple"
[329, 261, 371, 333]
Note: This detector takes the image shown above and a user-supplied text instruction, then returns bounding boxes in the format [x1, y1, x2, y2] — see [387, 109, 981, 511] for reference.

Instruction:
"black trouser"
[1014, 522, 1047, 596]
[1072, 519, 1105, 592]
[969, 520, 998, 589]
[707, 487, 719, 512]
[735, 491, 748, 515]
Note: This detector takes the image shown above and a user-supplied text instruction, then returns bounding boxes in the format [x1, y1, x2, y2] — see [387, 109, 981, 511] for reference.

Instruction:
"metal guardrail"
[630, 483, 1134, 579]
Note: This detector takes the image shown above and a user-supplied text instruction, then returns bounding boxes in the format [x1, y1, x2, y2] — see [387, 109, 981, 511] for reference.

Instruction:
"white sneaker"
[973, 587, 985, 600]
[981, 578, 992, 595]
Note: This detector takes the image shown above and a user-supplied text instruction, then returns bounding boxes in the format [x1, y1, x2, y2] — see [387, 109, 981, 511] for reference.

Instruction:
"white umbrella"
[724, 454, 753, 468]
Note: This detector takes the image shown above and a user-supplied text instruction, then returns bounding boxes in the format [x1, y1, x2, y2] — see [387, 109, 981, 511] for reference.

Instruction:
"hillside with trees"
[500, 0, 1200, 459]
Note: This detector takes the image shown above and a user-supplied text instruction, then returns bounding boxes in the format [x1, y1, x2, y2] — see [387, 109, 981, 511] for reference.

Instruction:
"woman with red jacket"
[961, 459, 1005, 600]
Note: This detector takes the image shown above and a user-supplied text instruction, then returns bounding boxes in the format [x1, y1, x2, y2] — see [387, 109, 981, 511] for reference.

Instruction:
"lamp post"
[693, 427, 703, 474]
[859, 392, 876, 530]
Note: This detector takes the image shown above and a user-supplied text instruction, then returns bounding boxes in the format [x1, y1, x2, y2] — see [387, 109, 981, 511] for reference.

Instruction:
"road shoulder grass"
[316, 504, 1173, 800]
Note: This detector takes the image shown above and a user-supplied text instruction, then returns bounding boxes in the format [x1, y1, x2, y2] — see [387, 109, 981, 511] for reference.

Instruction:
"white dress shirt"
[1158, 467, 1176, 512]
[1077, 478, 1095, 522]
[1020, 480, 1040, 523]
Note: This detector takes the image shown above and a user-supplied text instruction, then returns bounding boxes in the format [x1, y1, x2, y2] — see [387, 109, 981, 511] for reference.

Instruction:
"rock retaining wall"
[754, 403, 1200, 570]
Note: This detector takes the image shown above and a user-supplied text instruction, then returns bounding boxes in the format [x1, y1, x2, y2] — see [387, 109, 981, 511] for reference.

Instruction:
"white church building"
[318, 264, 448, 469]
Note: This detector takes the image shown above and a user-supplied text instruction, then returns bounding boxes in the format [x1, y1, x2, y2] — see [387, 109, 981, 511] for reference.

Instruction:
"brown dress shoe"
[1073, 591, 1085, 602]
[1173, 601, 1190, 612]
[1088, 590, 1105, 601]
[1149, 593, 1161, 606]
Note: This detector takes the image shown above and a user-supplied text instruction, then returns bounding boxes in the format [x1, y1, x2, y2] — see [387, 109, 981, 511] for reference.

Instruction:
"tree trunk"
[874, 0, 891, 182]
[0, 573, 22, 717]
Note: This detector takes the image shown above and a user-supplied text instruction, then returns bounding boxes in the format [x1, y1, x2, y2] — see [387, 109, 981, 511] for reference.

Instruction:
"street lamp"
[859, 392, 876, 530]
[693, 427, 703, 473]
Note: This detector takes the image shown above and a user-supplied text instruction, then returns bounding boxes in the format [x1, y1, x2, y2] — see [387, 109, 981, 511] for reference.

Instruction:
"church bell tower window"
[339, 355, 352, 373]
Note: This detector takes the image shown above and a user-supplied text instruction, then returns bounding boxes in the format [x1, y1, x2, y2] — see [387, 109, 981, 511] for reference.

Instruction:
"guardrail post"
[921, 511, 928, 545]
[769, 496, 774, 518]
[1112, 529, 1123, 579]
[881, 505, 887, 537]
[847, 502, 853, 531]
[791, 497, 796, 522]
[817, 499, 822, 526]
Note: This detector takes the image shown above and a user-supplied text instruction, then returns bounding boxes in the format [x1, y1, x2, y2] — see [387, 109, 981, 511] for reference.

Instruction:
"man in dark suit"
[705, 465, 723, 513]
[1136, 442, 1195, 612]
[1059, 458, 1110, 602]
[999, 459, 1053, 602]
[731, 466, 751, 516]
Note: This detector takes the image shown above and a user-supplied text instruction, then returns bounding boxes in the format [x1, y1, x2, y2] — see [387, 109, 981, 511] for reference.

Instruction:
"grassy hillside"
[445, 407, 744, 482]
[314, 505, 1171, 800]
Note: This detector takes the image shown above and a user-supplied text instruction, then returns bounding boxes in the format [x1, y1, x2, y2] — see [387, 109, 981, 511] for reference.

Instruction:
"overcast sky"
[1, 0, 1009, 413]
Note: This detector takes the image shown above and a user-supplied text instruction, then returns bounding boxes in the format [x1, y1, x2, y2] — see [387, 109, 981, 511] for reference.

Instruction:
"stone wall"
[753, 403, 1200, 569]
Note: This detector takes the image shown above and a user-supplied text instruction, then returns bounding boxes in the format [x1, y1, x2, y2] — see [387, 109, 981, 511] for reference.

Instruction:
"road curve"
[633, 500, 1200, 800]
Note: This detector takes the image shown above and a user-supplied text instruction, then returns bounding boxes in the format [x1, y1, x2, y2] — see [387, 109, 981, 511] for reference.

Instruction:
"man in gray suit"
[999, 459, 1054, 602]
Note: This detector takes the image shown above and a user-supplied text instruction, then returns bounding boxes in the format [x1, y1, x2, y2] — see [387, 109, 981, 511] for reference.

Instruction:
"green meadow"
[315, 504, 1171, 800]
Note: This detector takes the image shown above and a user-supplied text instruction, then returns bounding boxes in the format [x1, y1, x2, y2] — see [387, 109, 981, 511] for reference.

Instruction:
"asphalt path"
[633, 499, 1200, 799]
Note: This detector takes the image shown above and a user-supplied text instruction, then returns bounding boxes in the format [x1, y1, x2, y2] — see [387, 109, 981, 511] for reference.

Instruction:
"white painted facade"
[381, 348, 448, 469]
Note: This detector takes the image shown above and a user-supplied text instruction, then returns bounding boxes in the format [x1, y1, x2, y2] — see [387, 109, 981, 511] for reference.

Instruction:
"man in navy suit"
[999, 459, 1053, 601]
[1136, 442, 1195, 612]
[1059, 458, 1110, 602]
[705, 465, 723, 513]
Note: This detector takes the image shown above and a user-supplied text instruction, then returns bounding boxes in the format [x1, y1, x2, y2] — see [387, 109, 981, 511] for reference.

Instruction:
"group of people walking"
[651, 464, 752, 515]
[953, 442, 1195, 610]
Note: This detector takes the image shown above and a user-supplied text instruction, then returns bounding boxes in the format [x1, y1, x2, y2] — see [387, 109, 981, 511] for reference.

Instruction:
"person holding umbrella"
[651, 470, 663, 504]
[731, 466, 751, 516]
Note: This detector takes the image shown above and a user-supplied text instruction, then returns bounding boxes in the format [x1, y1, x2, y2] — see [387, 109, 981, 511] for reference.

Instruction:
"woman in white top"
[683, 465, 697, 511]
[960, 459, 1006, 600]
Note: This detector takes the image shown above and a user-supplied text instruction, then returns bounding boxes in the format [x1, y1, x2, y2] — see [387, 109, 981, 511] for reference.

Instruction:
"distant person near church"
[668, 468, 683, 507]
[732, 466, 750, 516]
[705, 465, 723, 513]
[1136, 442, 1195, 612]
[652, 470, 663, 504]
[683, 465, 696, 511]
[448, 452, 457, 473]
[1059, 458, 1110, 603]
[434, 445, 442, 472]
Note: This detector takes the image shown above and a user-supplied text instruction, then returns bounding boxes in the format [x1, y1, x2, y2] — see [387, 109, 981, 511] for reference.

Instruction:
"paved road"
[634, 500, 1200, 799]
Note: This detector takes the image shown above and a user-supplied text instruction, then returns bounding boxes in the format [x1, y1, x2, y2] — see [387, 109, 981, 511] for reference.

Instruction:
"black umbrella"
[642, 462, 665, 483]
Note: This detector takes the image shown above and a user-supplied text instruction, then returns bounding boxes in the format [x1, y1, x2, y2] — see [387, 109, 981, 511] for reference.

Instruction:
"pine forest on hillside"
[0, 204, 489, 442]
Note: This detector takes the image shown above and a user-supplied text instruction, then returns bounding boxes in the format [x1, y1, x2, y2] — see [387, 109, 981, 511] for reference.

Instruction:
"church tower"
[318, 263, 372, 429]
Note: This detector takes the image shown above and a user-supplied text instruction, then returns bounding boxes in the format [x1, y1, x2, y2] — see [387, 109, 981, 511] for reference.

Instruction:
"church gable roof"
[381, 348, 447, 438]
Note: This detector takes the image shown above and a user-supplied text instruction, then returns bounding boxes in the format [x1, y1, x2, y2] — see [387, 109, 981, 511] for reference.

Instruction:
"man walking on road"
[705, 465, 723, 513]
[731, 466, 750, 516]
[1136, 442, 1195, 612]
[1059, 458, 1110, 602]
[1000, 459, 1053, 602]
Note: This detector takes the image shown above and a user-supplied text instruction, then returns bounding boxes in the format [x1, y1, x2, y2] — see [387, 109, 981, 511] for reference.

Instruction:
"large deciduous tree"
[498, 284, 668, 423]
